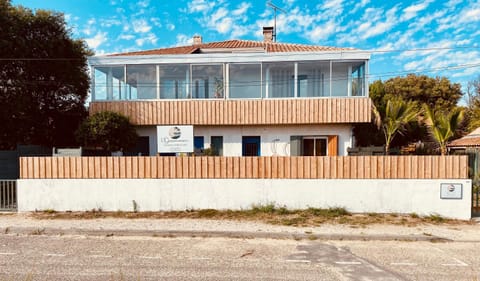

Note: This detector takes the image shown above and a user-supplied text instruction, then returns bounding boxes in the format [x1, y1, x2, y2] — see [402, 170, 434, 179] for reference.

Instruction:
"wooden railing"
[89, 97, 372, 125]
[20, 156, 468, 179]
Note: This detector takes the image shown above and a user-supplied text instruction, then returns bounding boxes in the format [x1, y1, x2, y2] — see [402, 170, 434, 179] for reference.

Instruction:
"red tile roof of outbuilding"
[448, 128, 480, 147]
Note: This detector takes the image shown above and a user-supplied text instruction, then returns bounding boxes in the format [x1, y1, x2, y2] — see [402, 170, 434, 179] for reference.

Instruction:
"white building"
[88, 27, 372, 157]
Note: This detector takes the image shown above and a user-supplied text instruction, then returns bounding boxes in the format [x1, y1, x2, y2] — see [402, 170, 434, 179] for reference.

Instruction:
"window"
[94, 66, 125, 100]
[126, 65, 156, 100]
[331, 62, 349, 97]
[351, 62, 365, 96]
[242, 136, 261, 156]
[290, 136, 329, 156]
[210, 136, 223, 156]
[194, 136, 204, 150]
[302, 137, 327, 156]
[263, 62, 294, 98]
[297, 62, 329, 97]
[297, 75, 308, 97]
[159, 65, 189, 99]
[229, 64, 262, 98]
[191, 65, 223, 99]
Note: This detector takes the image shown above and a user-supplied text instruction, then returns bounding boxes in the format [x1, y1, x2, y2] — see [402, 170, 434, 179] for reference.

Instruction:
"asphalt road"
[0, 234, 479, 281]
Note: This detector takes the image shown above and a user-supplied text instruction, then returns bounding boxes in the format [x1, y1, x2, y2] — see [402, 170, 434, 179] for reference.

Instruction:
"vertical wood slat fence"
[20, 156, 468, 180]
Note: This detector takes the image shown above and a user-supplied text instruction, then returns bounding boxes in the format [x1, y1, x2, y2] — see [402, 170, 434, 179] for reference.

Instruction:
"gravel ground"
[1, 213, 480, 241]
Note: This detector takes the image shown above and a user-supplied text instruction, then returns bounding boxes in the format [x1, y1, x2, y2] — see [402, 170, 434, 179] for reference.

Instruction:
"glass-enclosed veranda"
[91, 61, 367, 101]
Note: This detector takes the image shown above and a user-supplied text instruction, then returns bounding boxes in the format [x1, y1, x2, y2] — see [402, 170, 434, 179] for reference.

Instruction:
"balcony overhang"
[89, 97, 373, 126]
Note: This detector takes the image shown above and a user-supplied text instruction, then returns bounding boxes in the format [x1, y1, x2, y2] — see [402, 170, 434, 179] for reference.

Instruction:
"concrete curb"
[1, 226, 452, 242]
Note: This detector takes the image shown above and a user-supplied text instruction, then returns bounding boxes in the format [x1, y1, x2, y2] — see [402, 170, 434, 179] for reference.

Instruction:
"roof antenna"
[266, 1, 287, 42]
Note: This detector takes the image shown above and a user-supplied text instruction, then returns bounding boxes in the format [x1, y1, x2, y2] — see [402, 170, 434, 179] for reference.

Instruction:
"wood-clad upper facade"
[89, 98, 372, 126]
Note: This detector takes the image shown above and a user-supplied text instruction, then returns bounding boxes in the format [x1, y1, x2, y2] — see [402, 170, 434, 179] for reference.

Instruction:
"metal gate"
[466, 150, 480, 216]
[0, 180, 16, 211]
[473, 179, 480, 216]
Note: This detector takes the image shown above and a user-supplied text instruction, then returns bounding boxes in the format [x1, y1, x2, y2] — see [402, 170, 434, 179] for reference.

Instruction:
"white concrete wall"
[137, 124, 353, 156]
[18, 179, 472, 220]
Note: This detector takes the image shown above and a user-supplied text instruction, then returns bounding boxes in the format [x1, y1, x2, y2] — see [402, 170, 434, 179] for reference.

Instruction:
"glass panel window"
[302, 137, 327, 156]
[297, 62, 330, 97]
[229, 64, 261, 99]
[210, 136, 223, 156]
[351, 62, 365, 96]
[93, 66, 125, 100]
[263, 62, 294, 98]
[191, 65, 224, 99]
[126, 65, 156, 100]
[331, 62, 349, 97]
[194, 136, 204, 155]
[159, 65, 189, 99]
[242, 136, 261, 156]
[194, 136, 204, 149]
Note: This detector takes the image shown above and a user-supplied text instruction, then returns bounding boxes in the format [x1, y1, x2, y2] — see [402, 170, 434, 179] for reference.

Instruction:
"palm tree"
[423, 105, 464, 155]
[382, 99, 418, 154]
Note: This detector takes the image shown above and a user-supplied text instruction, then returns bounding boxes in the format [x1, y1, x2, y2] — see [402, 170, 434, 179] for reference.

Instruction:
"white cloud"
[350, 0, 370, 14]
[445, 0, 463, 9]
[118, 34, 135, 40]
[462, 8, 480, 22]
[216, 17, 233, 34]
[268, 7, 319, 35]
[187, 0, 215, 13]
[306, 20, 337, 43]
[100, 18, 122, 28]
[457, 39, 471, 46]
[317, 0, 345, 19]
[167, 23, 175, 31]
[361, 6, 399, 40]
[437, 2, 480, 31]
[232, 2, 251, 16]
[151, 17, 162, 28]
[401, 0, 432, 21]
[137, 0, 149, 8]
[394, 37, 480, 82]
[211, 7, 229, 23]
[408, 9, 446, 32]
[82, 18, 97, 36]
[202, 7, 233, 34]
[322, 0, 344, 10]
[135, 33, 158, 46]
[231, 24, 252, 38]
[175, 34, 193, 46]
[85, 32, 108, 49]
[132, 19, 152, 33]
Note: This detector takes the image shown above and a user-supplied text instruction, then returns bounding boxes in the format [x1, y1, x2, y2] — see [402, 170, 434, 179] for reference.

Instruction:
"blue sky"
[11, 0, 480, 95]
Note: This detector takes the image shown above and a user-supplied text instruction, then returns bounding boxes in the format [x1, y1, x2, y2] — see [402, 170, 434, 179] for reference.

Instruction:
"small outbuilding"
[448, 127, 480, 153]
[448, 127, 480, 176]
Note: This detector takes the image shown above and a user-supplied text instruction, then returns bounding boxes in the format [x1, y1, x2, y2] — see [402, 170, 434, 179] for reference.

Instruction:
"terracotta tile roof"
[109, 39, 354, 56]
[448, 127, 480, 147]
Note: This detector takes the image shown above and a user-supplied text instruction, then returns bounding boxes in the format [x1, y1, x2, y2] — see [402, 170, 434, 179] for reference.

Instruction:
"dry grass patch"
[28, 205, 473, 227]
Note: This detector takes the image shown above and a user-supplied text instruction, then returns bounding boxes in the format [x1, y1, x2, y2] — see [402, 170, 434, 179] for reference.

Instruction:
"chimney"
[263, 26, 274, 43]
[193, 35, 202, 45]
